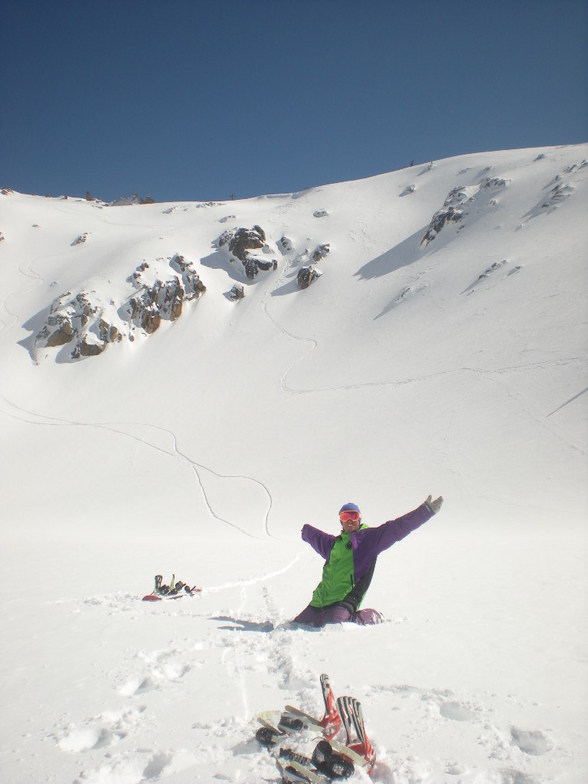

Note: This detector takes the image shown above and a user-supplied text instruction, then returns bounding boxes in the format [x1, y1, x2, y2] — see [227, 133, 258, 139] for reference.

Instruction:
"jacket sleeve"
[363, 502, 435, 555]
[301, 524, 336, 561]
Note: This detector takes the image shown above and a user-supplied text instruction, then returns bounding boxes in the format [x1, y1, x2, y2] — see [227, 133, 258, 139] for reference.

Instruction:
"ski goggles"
[339, 510, 360, 523]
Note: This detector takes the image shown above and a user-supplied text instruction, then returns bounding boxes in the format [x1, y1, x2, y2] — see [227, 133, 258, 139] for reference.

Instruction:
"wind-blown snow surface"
[1, 145, 587, 783]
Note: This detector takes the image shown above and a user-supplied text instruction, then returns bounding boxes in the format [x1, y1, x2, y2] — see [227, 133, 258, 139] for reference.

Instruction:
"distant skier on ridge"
[293, 496, 443, 627]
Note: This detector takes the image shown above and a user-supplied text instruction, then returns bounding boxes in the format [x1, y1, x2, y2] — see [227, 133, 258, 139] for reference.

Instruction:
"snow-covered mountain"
[1, 144, 587, 784]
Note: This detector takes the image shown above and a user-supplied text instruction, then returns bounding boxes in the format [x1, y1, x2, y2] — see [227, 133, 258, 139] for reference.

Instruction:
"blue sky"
[2, 0, 587, 202]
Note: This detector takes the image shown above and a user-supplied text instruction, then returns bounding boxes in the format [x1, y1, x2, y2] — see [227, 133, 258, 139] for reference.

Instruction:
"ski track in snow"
[0, 262, 46, 334]
[261, 265, 585, 460]
[0, 393, 274, 540]
[0, 255, 281, 540]
[259, 251, 586, 461]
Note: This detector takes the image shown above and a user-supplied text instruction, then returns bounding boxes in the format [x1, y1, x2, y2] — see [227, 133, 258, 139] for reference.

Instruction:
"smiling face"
[339, 509, 361, 533]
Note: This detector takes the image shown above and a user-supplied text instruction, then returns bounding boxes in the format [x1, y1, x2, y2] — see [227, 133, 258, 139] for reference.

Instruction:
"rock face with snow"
[311, 243, 330, 262]
[297, 266, 322, 289]
[34, 254, 206, 361]
[128, 255, 206, 332]
[109, 193, 156, 206]
[218, 225, 278, 279]
[421, 177, 508, 245]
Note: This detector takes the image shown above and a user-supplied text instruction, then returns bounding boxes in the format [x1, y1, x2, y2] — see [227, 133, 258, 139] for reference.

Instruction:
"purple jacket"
[302, 501, 435, 591]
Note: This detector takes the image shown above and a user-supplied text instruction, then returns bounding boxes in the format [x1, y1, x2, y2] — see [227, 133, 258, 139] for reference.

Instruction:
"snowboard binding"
[337, 695, 376, 773]
[142, 574, 201, 602]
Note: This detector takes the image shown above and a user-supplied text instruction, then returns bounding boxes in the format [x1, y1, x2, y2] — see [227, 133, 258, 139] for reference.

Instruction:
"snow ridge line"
[0, 394, 274, 540]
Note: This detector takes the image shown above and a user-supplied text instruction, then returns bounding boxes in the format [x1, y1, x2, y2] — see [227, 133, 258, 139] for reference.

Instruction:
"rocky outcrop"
[421, 206, 465, 246]
[421, 178, 509, 246]
[35, 292, 106, 359]
[228, 226, 266, 261]
[126, 255, 206, 332]
[311, 244, 330, 262]
[228, 285, 245, 301]
[218, 225, 278, 280]
[526, 160, 586, 218]
[278, 236, 294, 253]
[34, 254, 206, 362]
[110, 193, 156, 206]
[297, 266, 322, 289]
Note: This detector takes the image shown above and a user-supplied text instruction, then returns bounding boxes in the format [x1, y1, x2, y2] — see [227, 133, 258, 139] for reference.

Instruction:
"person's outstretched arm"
[301, 524, 336, 560]
[364, 495, 443, 553]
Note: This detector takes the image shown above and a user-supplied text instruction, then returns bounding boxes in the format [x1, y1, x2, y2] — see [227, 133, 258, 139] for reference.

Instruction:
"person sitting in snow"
[293, 496, 443, 627]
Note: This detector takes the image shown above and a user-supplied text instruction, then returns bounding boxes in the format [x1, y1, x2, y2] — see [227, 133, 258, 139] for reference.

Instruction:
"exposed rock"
[278, 236, 294, 253]
[217, 229, 233, 248]
[0, 231, 5, 241]
[78, 338, 106, 357]
[72, 233, 88, 246]
[34, 254, 206, 362]
[228, 226, 266, 261]
[313, 209, 328, 218]
[444, 186, 478, 206]
[217, 225, 279, 280]
[244, 259, 259, 280]
[110, 193, 156, 206]
[228, 285, 245, 301]
[311, 244, 330, 262]
[99, 319, 120, 343]
[297, 266, 322, 289]
[421, 185, 479, 246]
[542, 182, 574, 208]
[140, 305, 162, 334]
[127, 255, 206, 332]
[43, 316, 76, 347]
[35, 291, 94, 353]
[421, 207, 464, 246]
[481, 177, 508, 190]
[133, 262, 150, 281]
[421, 176, 511, 246]
[170, 254, 207, 300]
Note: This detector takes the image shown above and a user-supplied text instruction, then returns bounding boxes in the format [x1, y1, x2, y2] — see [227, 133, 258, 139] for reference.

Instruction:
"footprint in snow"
[73, 749, 178, 784]
[439, 700, 477, 721]
[495, 769, 541, 784]
[119, 649, 194, 696]
[58, 726, 109, 753]
[57, 706, 145, 752]
[510, 727, 553, 756]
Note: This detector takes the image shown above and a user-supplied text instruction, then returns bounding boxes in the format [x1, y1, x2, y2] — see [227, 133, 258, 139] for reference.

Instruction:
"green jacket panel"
[310, 527, 366, 608]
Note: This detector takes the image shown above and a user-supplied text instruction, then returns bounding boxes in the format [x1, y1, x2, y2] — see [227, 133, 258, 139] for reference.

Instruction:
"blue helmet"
[339, 502, 360, 515]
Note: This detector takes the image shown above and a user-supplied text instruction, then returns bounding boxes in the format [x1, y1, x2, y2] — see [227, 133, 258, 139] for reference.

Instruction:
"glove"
[425, 494, 443, 514]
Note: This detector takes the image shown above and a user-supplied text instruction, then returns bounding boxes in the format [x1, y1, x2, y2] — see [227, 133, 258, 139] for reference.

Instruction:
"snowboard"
[141, 574, 201, 602]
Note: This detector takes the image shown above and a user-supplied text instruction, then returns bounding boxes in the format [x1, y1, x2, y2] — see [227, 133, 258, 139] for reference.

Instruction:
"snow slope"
[0, 145, 587, 783]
